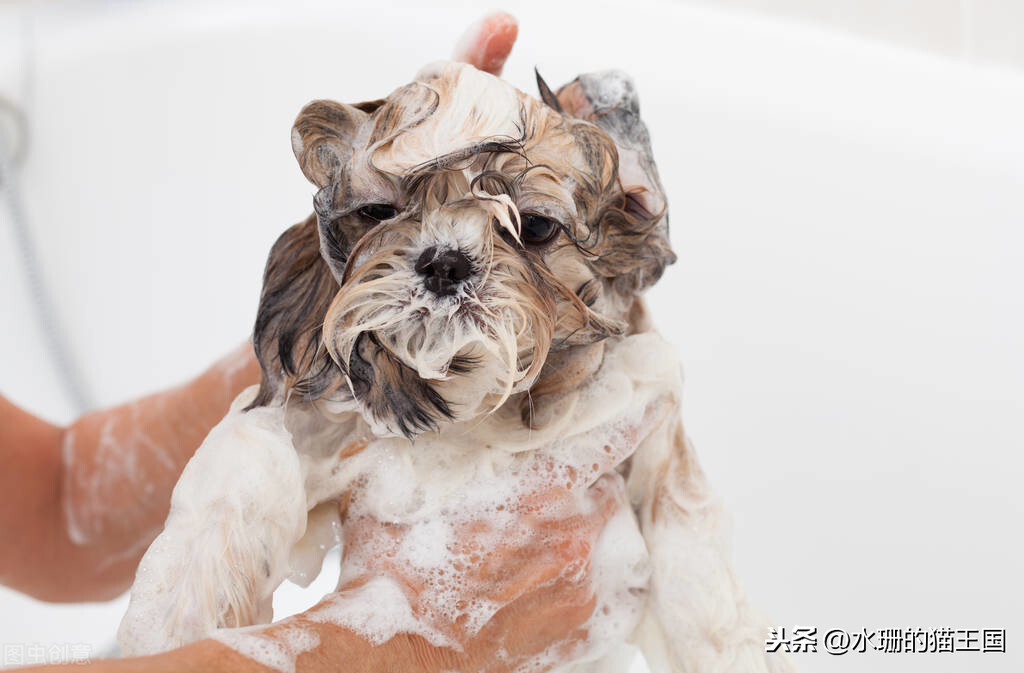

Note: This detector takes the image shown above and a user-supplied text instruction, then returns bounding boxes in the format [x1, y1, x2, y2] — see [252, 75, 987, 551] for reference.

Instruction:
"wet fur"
[122, 61, 792, 673]
[250, 63, 674, 436]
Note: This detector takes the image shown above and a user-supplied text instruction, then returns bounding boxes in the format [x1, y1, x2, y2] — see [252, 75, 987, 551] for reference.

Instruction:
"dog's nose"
[415, 246, 472, 296]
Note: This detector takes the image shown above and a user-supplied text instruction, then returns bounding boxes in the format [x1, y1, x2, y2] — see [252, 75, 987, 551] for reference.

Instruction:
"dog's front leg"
[628, 414, 795, 673]
[117, 386, 308, 656]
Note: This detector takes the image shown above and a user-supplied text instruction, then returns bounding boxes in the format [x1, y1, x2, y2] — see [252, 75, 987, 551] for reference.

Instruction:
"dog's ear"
[552, 71, 665, 217]
[546, 71, 676, 293]
[534, 69, 564, 114]
[291, 100, 370, 188]
[248, 214, 341, 409]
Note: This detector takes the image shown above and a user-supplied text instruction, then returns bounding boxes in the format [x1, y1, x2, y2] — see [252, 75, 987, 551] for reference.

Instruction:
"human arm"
[0, 341, 260, 602]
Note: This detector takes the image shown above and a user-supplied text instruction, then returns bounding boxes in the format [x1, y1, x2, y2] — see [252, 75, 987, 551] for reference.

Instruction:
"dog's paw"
[117, 392, 308, 655]
[116, 511, 276, 654]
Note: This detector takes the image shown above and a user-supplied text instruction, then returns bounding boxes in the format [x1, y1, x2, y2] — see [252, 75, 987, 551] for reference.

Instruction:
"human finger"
[452, 11, 518, 76]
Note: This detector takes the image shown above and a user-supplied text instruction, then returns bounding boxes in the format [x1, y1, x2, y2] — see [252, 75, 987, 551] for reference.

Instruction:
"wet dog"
[118, 61, 793, 673]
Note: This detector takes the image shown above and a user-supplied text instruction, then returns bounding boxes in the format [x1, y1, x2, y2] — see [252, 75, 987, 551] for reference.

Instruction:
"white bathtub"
[1, 1, 1022, 671]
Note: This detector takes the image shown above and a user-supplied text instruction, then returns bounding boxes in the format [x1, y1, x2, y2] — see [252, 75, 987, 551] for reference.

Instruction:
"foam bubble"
[308, 576, 454, 648]
[214, 624, 320, 673]
[120, 333, 687, 671]
[286, 333, 681, 662]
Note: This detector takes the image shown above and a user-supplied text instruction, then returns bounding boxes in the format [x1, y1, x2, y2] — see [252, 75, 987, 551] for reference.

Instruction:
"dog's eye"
[358, 204, 398, 221]
[520, 213, 560, 245]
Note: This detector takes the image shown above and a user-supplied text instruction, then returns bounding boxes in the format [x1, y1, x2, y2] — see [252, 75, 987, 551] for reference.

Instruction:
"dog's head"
[251, 62, 674, 437]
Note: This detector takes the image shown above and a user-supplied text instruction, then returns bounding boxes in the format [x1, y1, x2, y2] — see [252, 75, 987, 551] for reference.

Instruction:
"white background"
[1, 1, 1022, 671]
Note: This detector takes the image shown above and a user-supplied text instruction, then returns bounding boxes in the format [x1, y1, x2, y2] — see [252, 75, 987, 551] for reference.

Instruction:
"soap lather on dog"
[118, 61, 793, 673]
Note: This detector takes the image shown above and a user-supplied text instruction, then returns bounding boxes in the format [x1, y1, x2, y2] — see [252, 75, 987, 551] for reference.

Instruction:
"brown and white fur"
[117, 61, 794, 673]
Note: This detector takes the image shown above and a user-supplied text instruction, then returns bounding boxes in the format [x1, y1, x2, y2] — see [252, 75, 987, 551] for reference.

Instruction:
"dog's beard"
[323, 201, 554, 437]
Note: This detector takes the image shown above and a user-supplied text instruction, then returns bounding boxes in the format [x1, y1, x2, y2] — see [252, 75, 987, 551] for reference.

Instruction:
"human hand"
[323, 473, 625, 673]
[446, 474, 630, 673]
[323, 392, 674, 673]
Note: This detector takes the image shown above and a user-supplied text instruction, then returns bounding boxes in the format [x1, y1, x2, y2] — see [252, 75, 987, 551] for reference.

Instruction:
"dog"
[117, 61, 794, 673]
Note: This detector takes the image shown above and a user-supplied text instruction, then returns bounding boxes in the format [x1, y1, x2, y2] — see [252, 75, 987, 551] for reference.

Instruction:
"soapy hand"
[331, 474, 627, 673]
[331, 394, 676, 673]
[449, 474, 629, 672]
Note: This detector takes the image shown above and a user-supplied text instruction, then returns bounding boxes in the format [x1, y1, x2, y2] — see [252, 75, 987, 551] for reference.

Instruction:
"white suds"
[214, 624, 320, 673]
[120, 332, 686, 671]
[118, 392, 308, 656]
[289, 332, 680, 665]
[307, 576, 454, 648]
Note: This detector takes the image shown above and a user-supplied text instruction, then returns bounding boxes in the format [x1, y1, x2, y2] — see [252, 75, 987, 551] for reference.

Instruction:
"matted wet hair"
[249, 63, 674, 436]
